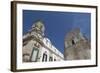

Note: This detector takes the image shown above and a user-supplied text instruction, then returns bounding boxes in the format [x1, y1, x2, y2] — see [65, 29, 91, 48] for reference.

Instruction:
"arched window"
[42, 53, 47, 62]
[72, 39, 75, 45]
[49, 56, 53, 61]
[54, 59, 56, 61]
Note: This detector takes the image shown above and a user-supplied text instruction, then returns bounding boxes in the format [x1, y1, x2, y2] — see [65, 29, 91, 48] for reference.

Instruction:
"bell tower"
[64, 28, 90, 60]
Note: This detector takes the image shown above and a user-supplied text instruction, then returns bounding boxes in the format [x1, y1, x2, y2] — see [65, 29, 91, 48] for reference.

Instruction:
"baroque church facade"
[23, 20, 64, 62]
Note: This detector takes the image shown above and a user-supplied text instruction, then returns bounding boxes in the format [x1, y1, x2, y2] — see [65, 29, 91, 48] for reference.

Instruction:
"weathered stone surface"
[64, 28, 91, 60]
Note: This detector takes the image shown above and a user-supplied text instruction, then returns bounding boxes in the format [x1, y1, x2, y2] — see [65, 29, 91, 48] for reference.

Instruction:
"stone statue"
[32, 20, 45, 36]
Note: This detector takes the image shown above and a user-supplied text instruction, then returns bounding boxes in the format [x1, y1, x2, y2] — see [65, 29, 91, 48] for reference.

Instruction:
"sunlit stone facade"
[23, 20, 64, 62]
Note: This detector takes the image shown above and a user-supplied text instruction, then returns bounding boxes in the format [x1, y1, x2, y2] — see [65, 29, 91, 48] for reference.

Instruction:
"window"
[72, 39, 75, 45]
[54, 59, 56, 61]
[30, 48, 39, 62]
[42, 53, 47, 62]
[49, 56, 53, 61]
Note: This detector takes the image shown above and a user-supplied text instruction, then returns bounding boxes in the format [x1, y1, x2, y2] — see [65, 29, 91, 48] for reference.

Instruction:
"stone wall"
[64, 28, 91, 60]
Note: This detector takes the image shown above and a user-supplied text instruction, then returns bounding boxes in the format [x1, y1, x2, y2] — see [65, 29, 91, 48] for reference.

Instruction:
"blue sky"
[23, 10, 91, 54]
